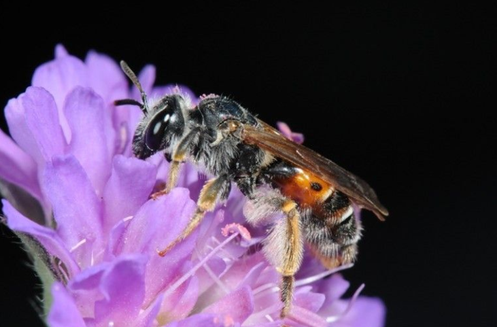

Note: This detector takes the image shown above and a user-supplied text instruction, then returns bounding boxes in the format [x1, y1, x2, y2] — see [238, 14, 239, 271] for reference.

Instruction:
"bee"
[116, 61, 388, 318]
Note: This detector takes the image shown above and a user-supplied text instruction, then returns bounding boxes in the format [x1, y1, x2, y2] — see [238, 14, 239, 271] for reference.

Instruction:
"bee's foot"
[151, 189, 169, 200]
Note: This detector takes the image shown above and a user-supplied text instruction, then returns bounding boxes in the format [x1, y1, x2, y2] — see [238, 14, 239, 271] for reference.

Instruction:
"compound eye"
[144, 111, 173, 151]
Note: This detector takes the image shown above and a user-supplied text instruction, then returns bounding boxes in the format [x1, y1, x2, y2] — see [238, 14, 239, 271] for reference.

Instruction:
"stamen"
[56, 259, 70, 283]
[203, 262, 231, 294]
[194, 248, 230, 294]
[163, 232, 239, 298]
[209, 236, 236, 261]
[326, 283, 365, 323]
[205, 244, 216, 252]
[254, 264, 354, 298]
[123, 215, 134, 222]
[253, 282, 279, 297]
[92, 249, 105, 264]
[294, 263, 354, 288]
[70, 238, 87, 253]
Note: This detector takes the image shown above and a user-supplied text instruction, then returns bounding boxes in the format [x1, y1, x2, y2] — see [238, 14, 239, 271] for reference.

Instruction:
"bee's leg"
[157, 174, 230, 256]
[278, 200, 304, 318]
[152, 128, 201, 198]
[256, 198, 303, 318]
[244, 190, 303, 317]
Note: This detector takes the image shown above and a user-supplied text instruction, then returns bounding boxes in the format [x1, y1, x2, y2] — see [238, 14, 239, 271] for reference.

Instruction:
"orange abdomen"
[273, 168, 333, 210]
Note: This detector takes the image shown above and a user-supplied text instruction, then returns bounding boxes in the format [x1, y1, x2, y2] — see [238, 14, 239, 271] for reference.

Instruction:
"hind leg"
[277, 200, 303, 317]
[244, 191, 303, 317]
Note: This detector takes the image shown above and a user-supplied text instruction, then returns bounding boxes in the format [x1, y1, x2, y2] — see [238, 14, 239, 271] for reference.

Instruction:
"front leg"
[157, 174, 231, 256]
[152, 127, 201, 198]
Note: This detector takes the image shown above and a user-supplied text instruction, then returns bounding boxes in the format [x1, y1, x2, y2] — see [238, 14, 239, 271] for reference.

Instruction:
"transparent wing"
[242, 120, 389, 220]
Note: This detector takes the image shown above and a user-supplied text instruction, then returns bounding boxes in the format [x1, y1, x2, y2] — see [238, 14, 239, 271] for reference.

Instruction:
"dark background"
[0, 3, 495, 327]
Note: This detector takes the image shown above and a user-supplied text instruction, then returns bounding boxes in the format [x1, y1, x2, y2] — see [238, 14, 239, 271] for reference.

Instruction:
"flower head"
[0, 45, 385, 326]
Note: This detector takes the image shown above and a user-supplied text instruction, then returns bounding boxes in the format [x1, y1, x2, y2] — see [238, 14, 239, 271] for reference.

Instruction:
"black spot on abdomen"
[310, 182, 322, 191]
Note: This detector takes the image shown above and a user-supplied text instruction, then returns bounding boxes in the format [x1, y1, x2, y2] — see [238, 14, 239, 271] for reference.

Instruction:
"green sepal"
[15, 232, 57, 319]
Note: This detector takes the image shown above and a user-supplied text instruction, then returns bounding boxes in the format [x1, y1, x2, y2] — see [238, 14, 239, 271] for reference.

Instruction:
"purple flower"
[0, 45, 385, 326]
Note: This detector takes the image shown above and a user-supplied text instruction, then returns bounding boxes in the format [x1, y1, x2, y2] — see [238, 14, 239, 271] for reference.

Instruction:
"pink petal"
[276, 122, 304, 144]
[0, 129, 42, 200]
[135, 293, 165, 327]
[238, 261, 267, 289]
[221, 252, 268, 291]
[118, 188, 195, 251]
[3, 200, 80, 276]
[85, 51, 128, 105]
[32, 49, 89, 140]
[103, 218, 128, 261]
[48, 282, 86, 327]
[85, 51, 136, 158]
[332, 297, 386, 327]
[202, 286, 254, 324]
[68, 262, 112, 318]
[70, 262, 109, 291]
[294, 288, 325, 313]
[286, 305, 327, 327]
[117, 188, 197, 305]
[93, 255, 147, 326]
[5, 87, 67, 166]
[194, 256, 227, 295]
[315, 273, 350, 304]
[102, 155, 156, 233]
[64, 87, 114, 194]
[143, 237, 197, 307]
[166, 313, 229, 327]
[245, 323, 281, 327]
[55, 44, 69, 58]
[43, 155, 103, 267]
[117, 188, 196, 253]
[158, 266, 199, 323]
[200, 260, 266, 321]
[191, 207, 224, 243]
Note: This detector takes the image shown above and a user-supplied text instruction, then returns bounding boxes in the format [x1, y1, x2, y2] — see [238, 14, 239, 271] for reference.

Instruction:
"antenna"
[118, 60, 149, 114]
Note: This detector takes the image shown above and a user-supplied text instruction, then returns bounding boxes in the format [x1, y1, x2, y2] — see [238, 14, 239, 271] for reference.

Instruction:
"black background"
[0, 3, 495, 327]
